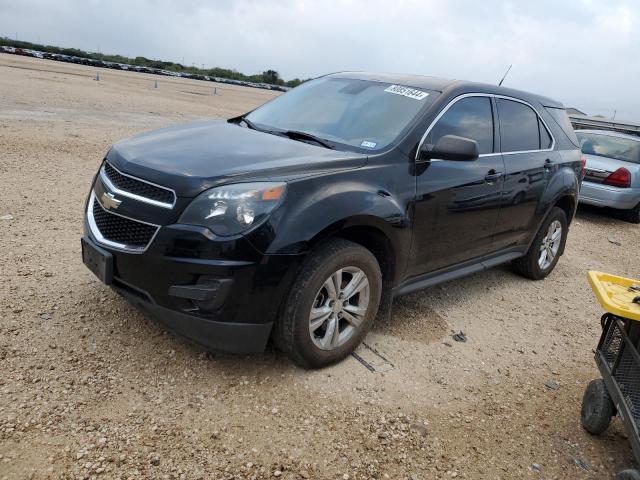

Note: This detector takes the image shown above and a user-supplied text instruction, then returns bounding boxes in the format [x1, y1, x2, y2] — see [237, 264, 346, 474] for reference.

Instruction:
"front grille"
[104, 162, 175, 205]
[92, 197, 158, 250]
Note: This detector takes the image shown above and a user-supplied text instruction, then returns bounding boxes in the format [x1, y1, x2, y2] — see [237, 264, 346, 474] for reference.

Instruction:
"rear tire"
[274, 238, 382, 368]
[619, 202, 640, 224]
[512, 207, 568, 280]
[581, 379, 615, 435]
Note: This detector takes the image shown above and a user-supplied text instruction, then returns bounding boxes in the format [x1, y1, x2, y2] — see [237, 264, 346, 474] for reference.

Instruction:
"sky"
[1, 0, 639, 121]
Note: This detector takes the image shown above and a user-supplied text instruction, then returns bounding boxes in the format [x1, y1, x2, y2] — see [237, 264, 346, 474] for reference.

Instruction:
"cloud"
[1, 0, 639, 120]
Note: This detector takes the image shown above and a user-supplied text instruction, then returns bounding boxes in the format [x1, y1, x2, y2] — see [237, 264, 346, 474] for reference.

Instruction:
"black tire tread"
[581, 378, 615, 435]
[620, 202, 640, 224]
[615, 470, 640, 480]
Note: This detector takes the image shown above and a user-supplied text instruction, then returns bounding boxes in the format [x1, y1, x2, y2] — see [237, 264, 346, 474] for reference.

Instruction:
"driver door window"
[426, 96, 495, 154]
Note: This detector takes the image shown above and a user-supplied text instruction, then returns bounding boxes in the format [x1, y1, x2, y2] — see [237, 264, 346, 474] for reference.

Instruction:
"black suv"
[82, 72, 583, 368]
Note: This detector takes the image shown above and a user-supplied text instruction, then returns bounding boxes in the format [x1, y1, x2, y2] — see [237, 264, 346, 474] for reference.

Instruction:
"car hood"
[106, 119, 368, 197]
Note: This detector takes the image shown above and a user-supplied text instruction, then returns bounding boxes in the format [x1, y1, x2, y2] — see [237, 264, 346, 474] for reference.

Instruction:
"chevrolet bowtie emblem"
[101, 192, 122, 210]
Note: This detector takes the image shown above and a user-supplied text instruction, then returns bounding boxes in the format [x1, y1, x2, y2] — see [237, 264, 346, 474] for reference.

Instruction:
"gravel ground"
[1, 53, 639, 480]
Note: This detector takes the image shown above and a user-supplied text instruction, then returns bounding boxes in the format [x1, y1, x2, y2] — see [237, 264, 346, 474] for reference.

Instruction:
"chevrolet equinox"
[82, 72, 583, 368]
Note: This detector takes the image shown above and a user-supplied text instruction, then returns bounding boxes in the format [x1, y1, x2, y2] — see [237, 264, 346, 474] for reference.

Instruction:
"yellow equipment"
[588, 271, 640, 321]
[582, 271, 640, 480]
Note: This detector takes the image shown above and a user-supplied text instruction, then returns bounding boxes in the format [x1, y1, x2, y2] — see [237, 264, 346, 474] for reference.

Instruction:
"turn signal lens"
[604, 168, 631, 188]
[261, 185, 285, 201]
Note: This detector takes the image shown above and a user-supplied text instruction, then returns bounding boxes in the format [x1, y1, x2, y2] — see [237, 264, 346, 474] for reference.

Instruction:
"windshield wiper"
[229, 114, 263, 132]
[240, 116, 260, 131]
[281, 130, 335, 149]
[230, 117, 335, 149]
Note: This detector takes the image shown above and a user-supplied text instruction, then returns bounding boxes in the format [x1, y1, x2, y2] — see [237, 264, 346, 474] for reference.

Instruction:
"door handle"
[485, 170, 503, 183]
[544, 158, 553, 170]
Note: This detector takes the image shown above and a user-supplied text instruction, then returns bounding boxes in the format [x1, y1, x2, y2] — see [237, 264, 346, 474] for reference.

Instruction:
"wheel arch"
[307, 217, 402, 289]
[306, 218, 403, 323]
[525, 186, 577, 255]
[554, 194, 577, 225]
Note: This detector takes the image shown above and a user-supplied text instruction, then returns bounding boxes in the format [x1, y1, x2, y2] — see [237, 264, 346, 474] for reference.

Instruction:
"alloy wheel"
[309, 266, 370, 351]
[538, 220, 562, 270]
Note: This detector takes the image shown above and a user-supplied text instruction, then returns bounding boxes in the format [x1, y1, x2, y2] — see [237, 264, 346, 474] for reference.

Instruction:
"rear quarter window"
[545, 107, 580, 147]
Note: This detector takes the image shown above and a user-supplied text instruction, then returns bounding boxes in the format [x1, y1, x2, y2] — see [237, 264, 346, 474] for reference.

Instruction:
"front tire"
[512, 206, 568, 280]
[275, 239, 382, 368]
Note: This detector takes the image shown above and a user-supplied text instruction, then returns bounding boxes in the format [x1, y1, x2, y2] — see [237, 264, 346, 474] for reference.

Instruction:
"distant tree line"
[0, 37, 307, 88]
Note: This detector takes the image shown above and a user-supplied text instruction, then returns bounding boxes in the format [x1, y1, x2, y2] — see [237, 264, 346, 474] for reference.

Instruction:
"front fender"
[244, 175, 412, 256]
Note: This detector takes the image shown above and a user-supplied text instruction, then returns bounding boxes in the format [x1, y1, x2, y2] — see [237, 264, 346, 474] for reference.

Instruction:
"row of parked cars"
[0, 45, 289, 92]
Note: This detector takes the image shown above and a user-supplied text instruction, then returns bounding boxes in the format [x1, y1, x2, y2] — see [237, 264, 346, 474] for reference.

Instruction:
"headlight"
[179, 182, 286, 236]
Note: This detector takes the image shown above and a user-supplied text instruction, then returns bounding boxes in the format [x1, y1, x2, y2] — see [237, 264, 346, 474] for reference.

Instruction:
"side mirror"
[419, 135, 479, 161]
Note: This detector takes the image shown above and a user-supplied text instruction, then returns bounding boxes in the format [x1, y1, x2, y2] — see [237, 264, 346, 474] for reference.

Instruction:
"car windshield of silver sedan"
[577, 132, 640, 164]
[244, 77, 436, 152]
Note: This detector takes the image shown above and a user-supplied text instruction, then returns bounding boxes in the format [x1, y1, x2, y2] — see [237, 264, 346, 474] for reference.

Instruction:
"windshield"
[245, 77, 436, 152]
[576, 131, 640, 164]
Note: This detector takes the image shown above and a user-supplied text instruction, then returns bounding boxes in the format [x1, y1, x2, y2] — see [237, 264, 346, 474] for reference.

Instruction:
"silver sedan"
[576, 129, 640, 223]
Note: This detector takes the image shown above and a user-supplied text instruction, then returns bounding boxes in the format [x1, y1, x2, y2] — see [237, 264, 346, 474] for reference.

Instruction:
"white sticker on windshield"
[384, 85, 429, 100]
[360, 140, 377, 149]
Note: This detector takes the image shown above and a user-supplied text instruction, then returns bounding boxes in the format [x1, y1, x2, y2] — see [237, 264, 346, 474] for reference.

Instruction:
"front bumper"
[579, 181, 640, 210]
[82, 224, 303, 354]
[116, 284, 274, 354]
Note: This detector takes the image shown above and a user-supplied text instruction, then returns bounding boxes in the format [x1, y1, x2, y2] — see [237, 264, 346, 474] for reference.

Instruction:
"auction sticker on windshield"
[384, 85, 429, 100]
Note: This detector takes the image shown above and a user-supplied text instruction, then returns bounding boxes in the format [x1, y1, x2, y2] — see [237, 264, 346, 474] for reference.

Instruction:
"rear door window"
[426, 96, 494, 154]
[539, 118, 553, 149]
[497, 99, 542, 152]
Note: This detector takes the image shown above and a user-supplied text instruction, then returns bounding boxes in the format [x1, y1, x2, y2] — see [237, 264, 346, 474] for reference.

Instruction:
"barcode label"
[384, 84, 429, 100]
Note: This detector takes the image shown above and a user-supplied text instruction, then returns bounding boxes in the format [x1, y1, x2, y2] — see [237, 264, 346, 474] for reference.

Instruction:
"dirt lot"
[1, 53, 639, 480]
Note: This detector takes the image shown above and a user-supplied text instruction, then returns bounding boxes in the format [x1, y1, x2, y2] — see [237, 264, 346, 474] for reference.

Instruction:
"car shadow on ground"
[372, 298, 449, 345]
[575, 203, 629, 226]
